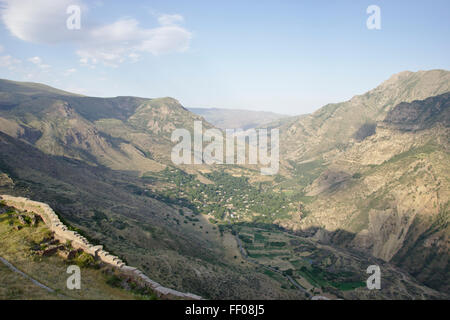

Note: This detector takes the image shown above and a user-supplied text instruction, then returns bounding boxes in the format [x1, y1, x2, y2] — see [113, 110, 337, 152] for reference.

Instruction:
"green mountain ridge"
[0, 79, 83, 97]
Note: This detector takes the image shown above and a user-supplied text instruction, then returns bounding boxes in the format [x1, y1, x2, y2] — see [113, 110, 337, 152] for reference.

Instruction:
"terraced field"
[230, 224, 445, 299]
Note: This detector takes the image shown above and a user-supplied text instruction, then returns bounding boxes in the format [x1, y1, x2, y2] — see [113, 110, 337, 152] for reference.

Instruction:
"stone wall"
[0, 194, 202, 300]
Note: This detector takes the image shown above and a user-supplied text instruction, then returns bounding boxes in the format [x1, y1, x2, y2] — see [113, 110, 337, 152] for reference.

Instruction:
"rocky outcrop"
[0, 194, 202, 300]
[383, 92, 449, 131]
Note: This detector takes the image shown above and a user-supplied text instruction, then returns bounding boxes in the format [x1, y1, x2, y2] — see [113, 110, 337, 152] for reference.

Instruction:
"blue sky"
[0, 0, 449, 115]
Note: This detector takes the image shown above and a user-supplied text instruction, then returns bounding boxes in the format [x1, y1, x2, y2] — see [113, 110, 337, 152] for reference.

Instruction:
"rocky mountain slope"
[275, 90, 449, 293]
[0, 131, 303, 299]
[278, 70, 450, 163]
[0, 80, 302, 299]
[0, 79, 212, 174]
[0, 71, 448, 298]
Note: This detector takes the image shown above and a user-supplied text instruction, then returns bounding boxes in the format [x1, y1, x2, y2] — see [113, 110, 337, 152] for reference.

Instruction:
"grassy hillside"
[0, 202, 153, 300]
[0, 79, 82, 97]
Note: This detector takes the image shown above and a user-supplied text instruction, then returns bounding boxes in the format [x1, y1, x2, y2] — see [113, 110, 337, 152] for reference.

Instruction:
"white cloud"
[28, 56, 50, 69]
[63, 68, 77, 76]
[0, 0, 192, 67]
[76, 17, 191, 67]
[0, 55, 21, 70]
[158, 14, 184, 26]
[128, 53, 140, 63]
[28, 56, 42, 65]
[0, 0, 85, 43]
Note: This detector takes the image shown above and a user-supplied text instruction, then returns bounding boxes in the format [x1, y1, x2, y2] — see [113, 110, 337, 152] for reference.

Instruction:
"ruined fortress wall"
[0, 195, 202, 300]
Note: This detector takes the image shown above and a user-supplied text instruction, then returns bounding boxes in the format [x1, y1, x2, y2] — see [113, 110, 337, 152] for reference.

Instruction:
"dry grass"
[0, 211, 145, 300]
[0, 263, 58, 300]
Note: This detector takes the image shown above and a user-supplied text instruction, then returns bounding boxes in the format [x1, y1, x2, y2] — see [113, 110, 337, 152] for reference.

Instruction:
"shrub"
[74, 252, 95, 267]
[352, 172, 362, 179]
[106, 274, 122, 288]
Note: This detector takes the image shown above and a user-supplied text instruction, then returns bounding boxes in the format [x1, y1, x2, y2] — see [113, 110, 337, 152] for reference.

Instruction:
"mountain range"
[0, 69, 448, 299]
[188, 107, 288, 130]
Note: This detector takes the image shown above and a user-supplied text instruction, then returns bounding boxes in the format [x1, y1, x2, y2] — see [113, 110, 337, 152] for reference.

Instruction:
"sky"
[0, 0, 449, 115]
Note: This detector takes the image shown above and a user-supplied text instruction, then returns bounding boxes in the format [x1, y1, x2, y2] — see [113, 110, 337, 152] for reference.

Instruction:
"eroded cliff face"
[276, 93, 449, 293]
[278, 70, 450, 163]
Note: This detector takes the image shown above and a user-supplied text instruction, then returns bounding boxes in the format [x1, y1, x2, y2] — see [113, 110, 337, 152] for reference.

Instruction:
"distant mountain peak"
[189, 107, 288, 130]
